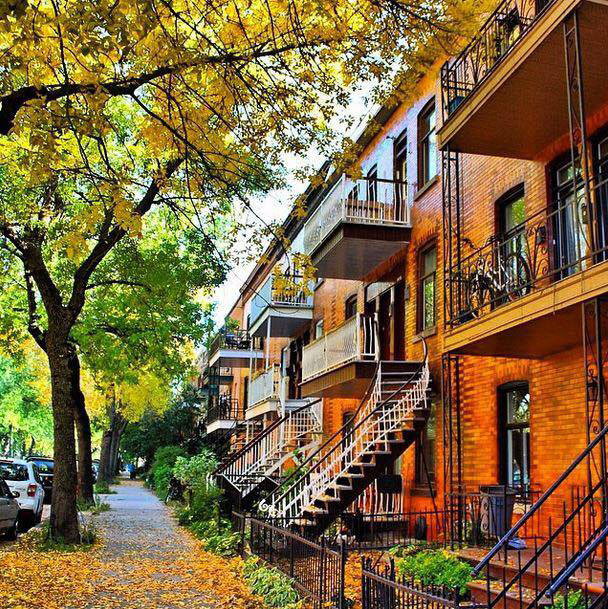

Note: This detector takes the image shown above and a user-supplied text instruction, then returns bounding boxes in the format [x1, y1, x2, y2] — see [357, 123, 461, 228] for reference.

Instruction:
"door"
[393, 281, 406, 360]
[379, 289, 391, 360]
[394, 130, 407, 210]
[594, 134, 608, 261]
[0, 479, 17, 529]
[341, 411, 355, 468]
[553, 158, 588, 279]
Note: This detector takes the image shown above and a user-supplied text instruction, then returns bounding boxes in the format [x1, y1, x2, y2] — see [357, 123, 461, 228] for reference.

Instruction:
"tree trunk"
[70, 351, 94, 505]
[98, 426, 113, 484]
[46, 341, 80, 543]
[109, 416, 126, 478]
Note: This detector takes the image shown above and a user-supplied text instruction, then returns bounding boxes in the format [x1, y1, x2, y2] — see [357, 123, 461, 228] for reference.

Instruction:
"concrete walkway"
[88, 479, 218, 609]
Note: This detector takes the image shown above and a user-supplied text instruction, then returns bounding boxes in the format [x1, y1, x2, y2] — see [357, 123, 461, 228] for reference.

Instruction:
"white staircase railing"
[260, 347, 429, 520]
[216, 398, 322, 498]
[302, 313, 378, 382]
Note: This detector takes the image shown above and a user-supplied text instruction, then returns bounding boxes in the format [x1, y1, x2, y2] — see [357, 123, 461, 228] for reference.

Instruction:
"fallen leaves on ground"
[0, 529, 265, 609]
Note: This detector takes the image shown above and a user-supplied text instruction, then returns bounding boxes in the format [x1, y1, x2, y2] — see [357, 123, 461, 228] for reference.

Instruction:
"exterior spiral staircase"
[212, 399, 323, 509]
[259, 342, 430, 535]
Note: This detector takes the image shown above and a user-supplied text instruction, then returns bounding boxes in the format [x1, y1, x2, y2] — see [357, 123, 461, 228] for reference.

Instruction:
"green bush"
[189, 517, 240, 557]
[396, 549, 473, 595]
[553, 591, 586, 609]
[149, 445, 187, 498]
[242, 557, 302, 609]
[176, 483, 223, 525]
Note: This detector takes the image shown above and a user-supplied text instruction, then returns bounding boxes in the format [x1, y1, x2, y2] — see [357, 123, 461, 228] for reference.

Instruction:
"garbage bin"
[480, 485, 516, 538]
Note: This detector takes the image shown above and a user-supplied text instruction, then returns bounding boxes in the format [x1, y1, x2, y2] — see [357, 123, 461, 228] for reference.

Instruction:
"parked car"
[27, 457, 53, 504]
[0, 459, 44, 529]
[0, 476, 20, 540]
[92, 460, 100, 483]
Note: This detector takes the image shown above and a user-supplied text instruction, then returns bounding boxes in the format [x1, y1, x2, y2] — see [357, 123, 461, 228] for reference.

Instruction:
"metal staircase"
[213, 399, 323, 507]
[259, 342, 430, 534]
[470, 424, 608, 609]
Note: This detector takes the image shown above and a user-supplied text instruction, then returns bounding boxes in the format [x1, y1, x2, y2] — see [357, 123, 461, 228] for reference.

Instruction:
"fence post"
[339, 541, 347, 609]
[240, 514, 246, 558]
[319, 536, 326, 608]
[269, 522, 274, 564]
[289, 533, 295, 578]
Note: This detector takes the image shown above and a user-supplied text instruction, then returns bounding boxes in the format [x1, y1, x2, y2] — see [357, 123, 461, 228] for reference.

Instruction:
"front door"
[393, 281, 406, 360]
[594, 134, 608, 261]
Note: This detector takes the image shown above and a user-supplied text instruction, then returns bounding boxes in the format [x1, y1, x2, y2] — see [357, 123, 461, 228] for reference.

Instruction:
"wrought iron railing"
[302, 313, 378, 383]
[362, 557, 465, 609]
[208, 328, 263, 356]
[446, 176, 608, 327]
[303, 175, 410, 256]
[472, 424, 608, 609]
[441, 0, 557, 118]
[206, 395, 241, 425]
[249, 271, 314, 329]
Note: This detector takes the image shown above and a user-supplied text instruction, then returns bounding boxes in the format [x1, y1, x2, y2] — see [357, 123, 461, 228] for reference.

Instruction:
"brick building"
[200, 1, 608, 600]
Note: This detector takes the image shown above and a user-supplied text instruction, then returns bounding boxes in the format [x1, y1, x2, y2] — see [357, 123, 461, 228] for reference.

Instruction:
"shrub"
[396, 549, 473, 595]
[176, 484, 223, 525]
[242, 557, 302, 609]
[149, 445, 187, 498]
[173, 449, 218, 493]
[553, 591, 586, 609]
[189, 517, 240, 557]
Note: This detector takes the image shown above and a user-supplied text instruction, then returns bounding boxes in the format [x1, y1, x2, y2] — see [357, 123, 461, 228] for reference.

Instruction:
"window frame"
[415, 399, 436, 487]
[315, 319, 324, 339]
[345, 294, 358, 319]
[417, 99, 437, 189]
[418, 242, 437, 332]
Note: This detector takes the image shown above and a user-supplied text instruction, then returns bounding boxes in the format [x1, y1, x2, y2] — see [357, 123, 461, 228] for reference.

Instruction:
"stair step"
[351, 461, 376, 468]
[305, 505, 329, 514]
[329, 482, 352, 491]
[317, 494, 341, 503]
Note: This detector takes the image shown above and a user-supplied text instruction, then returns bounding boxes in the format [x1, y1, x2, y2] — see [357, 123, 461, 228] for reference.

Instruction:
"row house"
[202, 0, 608, 604]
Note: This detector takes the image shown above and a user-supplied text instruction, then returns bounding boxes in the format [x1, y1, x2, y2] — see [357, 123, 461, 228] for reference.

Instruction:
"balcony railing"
[441, 0, 556, 118]
[249, 272, 313, 329]
[206, 395, 241, 425]
[446, 175, 608, 327]
[303, 175, 410, 255]
[249, 364, 280, 408]
[302, 313, 378, 383]
[208, 329, 263, 355]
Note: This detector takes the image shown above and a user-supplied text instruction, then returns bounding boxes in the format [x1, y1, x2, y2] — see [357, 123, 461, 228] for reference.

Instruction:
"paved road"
[88, 479, 218, 609]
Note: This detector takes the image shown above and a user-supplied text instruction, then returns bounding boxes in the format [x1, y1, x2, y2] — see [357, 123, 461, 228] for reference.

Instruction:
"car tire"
[34, 508, 43, 524]
[18, 511, 35, 532]
[5, 521, 18, 541]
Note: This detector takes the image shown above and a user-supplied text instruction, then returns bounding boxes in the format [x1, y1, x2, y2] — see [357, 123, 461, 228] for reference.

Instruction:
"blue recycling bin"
[480, 485, 516, 538]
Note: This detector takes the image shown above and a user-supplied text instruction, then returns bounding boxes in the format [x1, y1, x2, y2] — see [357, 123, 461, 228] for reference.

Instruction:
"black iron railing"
[206, 395, 241, 425]
[446, 176, 608, 328]
[362, 557, 467, 609]
[441, 0, 557, 118]
[247, 517, 347, 609]
[208, 329, 263, 356]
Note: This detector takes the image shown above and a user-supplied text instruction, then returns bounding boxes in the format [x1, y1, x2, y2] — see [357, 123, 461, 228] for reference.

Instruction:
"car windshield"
[30, 459, 53, 474]
[0, 462, 29, 481]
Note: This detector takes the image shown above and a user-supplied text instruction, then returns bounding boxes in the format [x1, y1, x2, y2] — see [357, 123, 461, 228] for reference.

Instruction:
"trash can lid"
[479, 485, 517, 495]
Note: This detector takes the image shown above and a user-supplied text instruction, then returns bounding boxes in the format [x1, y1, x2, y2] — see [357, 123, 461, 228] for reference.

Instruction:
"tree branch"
[85, 279, 152, 292]
[24, 268, 47, 351]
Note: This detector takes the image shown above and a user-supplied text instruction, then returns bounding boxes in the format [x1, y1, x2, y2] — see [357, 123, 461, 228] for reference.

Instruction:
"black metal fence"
[362, 557, 468, 609]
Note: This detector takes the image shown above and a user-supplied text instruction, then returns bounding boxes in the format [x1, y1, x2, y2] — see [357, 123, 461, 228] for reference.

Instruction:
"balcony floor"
[205, 419, 238, 435]
[312, 222, 410, 280]
[438, 0, 608, 159]
[250, 308, 313, 338]
[445, 259, 608, 358]
[245, 398, 280, 420]
[209, 349, 264, 368]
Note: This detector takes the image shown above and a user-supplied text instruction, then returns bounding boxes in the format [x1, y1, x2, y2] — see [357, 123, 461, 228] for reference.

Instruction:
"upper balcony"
[438, 0, 608, 159]
[205, 395, 242, 435]
[249, 272, 314, 338]
[207, 329, 264, 368]
[444, 174, 608, 357]
[303, 175, 411, 280]
[247, 364, 281, 419]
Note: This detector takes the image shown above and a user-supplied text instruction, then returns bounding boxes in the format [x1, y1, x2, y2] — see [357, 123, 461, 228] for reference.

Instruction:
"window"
[417, 100, 437, 188]
[418, 244, 437, 331]
[345, 294, 358, 319]
[315, 319, 324, 339]
[394, 129, 408, 205]
[416, 401, 436, 486]
[366, 165, 378, 203]
[499, 382, 531, 491]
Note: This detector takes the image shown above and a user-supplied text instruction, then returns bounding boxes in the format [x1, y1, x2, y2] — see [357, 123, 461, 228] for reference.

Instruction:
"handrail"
[212, 398, 322, 477]
[473, 422, 608, 576]
[261, 339, 428, 514]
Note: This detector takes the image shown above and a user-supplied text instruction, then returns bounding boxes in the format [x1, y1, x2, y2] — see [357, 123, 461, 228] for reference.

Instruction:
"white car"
[0, 459, 44, 529]
[0, 478, 18, 539]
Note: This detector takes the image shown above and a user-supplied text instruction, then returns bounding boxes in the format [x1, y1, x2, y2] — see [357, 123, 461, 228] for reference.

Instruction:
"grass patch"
[27, 523, 97, 553]
[94, 481, 117, 495]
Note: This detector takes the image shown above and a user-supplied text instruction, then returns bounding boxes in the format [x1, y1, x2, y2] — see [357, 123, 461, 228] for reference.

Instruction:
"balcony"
[247, 365, 281, 419]
[206, 395, 242, 435]
[303, 175, 411, 280]
[444, 175, 608, 357]
[249, 272, 314, 338]
[438, 0, 608, 159]
[300, 313, 378, 397]
[207, 329, 264, 368]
